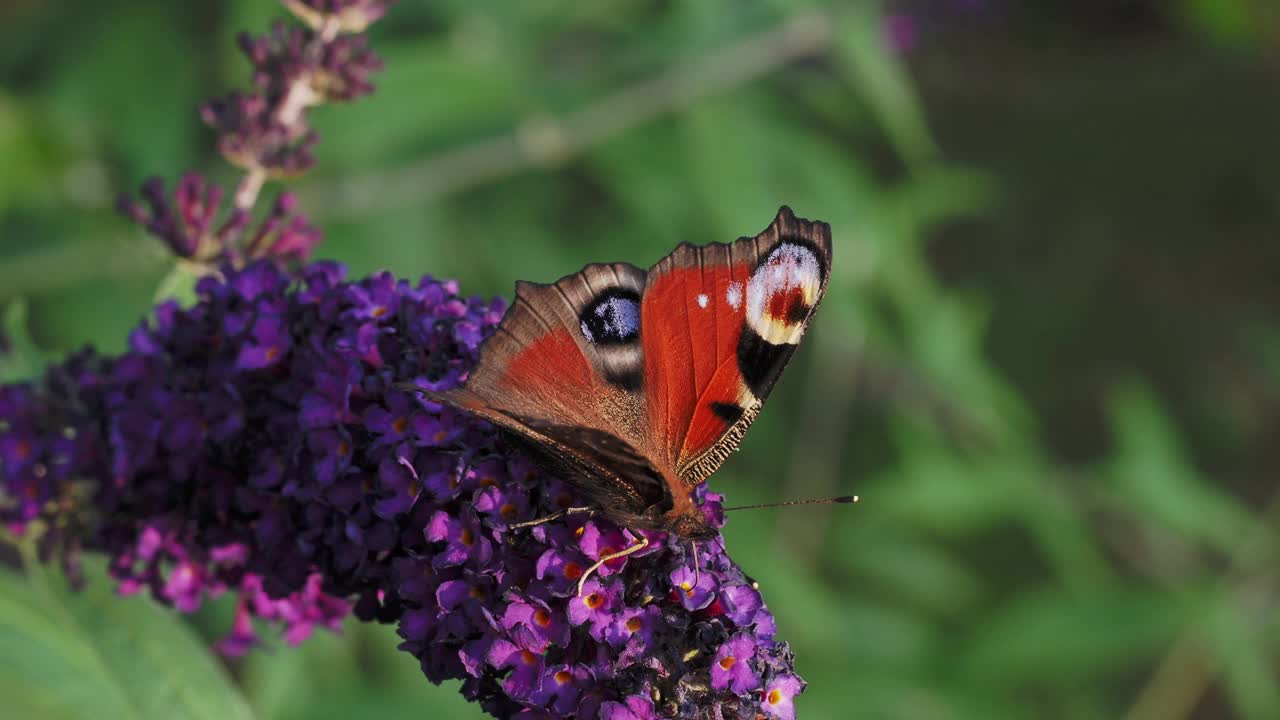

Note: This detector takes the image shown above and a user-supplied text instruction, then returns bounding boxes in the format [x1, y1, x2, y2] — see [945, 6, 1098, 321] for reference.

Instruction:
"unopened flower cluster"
[0, 261, 805, 719]
[117, 0, 388, 267]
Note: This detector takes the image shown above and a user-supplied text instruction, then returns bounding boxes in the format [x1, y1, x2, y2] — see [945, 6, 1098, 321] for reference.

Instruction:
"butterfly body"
[422, 207, 832, 540]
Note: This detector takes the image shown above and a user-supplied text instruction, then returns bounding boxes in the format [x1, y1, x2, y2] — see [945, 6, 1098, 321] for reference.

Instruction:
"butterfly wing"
[450, 261, 648, 426]
[639, 206, 832, 485]
[425, 261, 671, 522]
[424, 206, 832, 531]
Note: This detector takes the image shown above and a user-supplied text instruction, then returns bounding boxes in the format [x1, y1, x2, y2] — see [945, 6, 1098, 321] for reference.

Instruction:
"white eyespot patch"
[745, 241, 821, 345]
[725, 282, 743, 310]
[696, 293, 709, 309]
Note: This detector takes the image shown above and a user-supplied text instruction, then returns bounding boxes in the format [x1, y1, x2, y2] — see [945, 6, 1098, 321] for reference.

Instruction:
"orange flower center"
[533, 609, 552, 627]
[574, 526, 585, 539]
[767, 689, 783, 705]
[371, 306, 388, 318]
[520, 650, 537, 666]
[479, 475, 496, 487]
[391, 416, 409, 434]
[264, 346, 280, 361]
[336, 441, 350, 456]
[469, 586, 485, 600]
[719, 656, 736, 670]
[15, 441, 31, 460]
[554, 670, 572, 685]
[562, 562, 583, 580]
[583, 593, 604, 610]
[626, 617, 643, 633]
[460, 528, 474, 546]
[499, 503, 518, 520]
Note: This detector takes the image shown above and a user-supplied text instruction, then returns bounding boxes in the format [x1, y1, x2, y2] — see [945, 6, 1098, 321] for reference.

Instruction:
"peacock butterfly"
[416, 206, 832, 549]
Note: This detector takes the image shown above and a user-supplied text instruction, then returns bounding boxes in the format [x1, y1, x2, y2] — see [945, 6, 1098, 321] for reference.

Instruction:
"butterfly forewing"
[639, 206, 832, 486]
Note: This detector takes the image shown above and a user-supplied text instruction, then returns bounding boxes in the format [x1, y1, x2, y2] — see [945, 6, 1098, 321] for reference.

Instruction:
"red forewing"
[640, 206, 832, 486]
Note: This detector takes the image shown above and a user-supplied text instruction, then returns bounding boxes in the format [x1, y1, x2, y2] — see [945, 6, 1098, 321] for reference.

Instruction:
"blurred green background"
[3, 1, 1279, 718]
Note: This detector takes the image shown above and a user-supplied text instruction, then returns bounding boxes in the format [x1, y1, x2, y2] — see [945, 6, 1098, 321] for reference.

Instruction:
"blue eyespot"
[580, 290, 641, 345]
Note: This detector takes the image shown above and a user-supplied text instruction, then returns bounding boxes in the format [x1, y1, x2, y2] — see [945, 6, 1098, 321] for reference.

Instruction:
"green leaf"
[1104, 381, 1254, 555]
[240, 609, 484, 720]
[1178, 0, 1258, 49]
[961, 585, 1189, 686]
[1206, 592, 1280, 719]
[0, 298, 47, 383]
[152, 262, 201, 307]
[831, 3, 938, 170]
[0, 552, 256, 720]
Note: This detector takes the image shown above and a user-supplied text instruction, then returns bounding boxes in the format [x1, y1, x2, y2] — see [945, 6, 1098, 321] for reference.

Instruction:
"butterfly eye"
[579, 289, 641, 345]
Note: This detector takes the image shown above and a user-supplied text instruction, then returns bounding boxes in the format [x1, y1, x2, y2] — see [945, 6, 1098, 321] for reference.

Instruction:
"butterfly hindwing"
[423, 390, 667, 525]
[438, 261, 649, 439]
[425, 260, 667, 519]
[639, 206, 832, 485]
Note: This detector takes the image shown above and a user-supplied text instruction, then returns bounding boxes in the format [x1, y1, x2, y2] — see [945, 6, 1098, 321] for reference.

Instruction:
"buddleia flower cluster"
[0, 260, 806, 719]
[2, 0, 809, 716]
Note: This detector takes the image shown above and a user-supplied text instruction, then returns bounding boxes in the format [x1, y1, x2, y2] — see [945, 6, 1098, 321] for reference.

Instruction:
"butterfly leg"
[508, 506, 594, 530]
[576, 534, 651, 596]
[690, 540, 700, 590]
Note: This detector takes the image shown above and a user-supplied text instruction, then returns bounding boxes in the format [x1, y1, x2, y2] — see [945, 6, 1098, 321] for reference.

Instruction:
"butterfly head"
[662, 507, 720, 541]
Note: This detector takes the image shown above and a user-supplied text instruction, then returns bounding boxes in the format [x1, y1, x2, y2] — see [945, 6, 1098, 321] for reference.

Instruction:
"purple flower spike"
[1, 261, 806, 719]
[217, 600, 260, 657]
[503, 595, 570, 652]
[283, 0, 396, 33]
[600, 695, 657, 720]
[246, 192, 323, 262]
[566, 577, 621, 638]
[489, 638, 545, 701]
[202, 92, 318, 176]
[760, 674, 806, 720]
[530, 664, 592, 716]
[119, 179, 321, 265]
[669, 562, 718, 611]
[240, 22, 384, 104]
[711, 633, 761, 694]
[426, 509, 493, 569]
[117, 173, 228, 259]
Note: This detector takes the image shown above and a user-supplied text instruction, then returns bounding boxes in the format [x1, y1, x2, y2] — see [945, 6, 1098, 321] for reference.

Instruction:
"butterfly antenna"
[722, 495, 859, 512]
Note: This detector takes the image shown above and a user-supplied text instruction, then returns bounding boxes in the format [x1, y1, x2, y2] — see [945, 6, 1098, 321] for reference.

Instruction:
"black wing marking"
[409, 385, 672, 526]
[503, 414, 672, 515]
